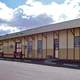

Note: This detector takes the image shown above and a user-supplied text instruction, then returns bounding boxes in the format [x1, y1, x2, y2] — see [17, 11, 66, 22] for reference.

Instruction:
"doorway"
[14, 42, 22, 58]
[54, 39, 59, 59]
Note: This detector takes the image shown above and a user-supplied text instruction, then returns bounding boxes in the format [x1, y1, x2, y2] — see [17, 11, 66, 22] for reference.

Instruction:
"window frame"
[74, 36, 80, 47]
[37, 40, 43, 54]
[54, 39, 59, 50]
[15, 42, 22, 53]
[0, 44, 3, 52]
[27, 41, 33, 54]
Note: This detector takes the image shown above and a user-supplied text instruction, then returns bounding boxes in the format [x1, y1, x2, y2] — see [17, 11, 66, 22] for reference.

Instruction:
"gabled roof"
[0, 18, 80, 40]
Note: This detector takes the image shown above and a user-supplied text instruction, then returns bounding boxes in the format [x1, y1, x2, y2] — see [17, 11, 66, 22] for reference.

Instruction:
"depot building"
[0, 18, 80, 61]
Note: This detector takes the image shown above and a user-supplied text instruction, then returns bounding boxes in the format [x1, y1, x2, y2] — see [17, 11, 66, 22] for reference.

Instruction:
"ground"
[0, 60, 80, 80]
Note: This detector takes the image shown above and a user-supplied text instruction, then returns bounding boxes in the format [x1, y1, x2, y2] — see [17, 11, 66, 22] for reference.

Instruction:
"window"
[0, 44, 3, 52]
[27, 41, 32, 54]
[10, 44, 14, 48]
[15, 42, 22, 53]
[74, 36, 80, 47]
[54, 39, 59, 49]
[16, 42, 21, 48]
[37, 40, 43, 53]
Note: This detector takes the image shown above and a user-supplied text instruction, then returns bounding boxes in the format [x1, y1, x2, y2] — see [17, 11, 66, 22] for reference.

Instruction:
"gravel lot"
[0, 60, 80, 80]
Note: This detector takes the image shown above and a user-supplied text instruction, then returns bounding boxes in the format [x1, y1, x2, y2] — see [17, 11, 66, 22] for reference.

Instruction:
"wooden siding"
[0, 28, 80, 60]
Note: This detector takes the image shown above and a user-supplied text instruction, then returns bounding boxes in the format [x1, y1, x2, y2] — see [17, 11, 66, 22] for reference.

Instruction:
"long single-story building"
[0, 18, 80, 63]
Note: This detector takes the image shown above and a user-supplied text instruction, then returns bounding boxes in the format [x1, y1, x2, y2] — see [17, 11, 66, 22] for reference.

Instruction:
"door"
[14, 42, 22, 58]
[54, 39, 59, 59]
[0, 44, 3, 57]
[27, 41, 32, 58]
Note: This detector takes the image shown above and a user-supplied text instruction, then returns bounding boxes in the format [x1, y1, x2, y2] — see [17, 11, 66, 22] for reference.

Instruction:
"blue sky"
[0, 0, 64, 8]
[0, 0, 80, 35]
[34, 0, 64, 4]
[0, 0, 26, 8]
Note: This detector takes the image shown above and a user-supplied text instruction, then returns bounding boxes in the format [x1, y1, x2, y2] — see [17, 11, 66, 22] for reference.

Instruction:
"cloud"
[0, 2, 14, 21]
[61, 0, 80, 21]
[0, 0, 80, 35]
[0, 24, 20, 35]
[14, 0, 80, 23]
[0, 0, 80, 23]
[11, 13, 53, 29]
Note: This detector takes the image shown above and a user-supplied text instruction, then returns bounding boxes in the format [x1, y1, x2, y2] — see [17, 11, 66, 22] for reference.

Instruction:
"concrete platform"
[0, 60, 80, 80]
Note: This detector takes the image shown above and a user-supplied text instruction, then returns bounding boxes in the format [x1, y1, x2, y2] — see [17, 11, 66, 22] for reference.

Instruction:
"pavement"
[0, 60, 80, 80]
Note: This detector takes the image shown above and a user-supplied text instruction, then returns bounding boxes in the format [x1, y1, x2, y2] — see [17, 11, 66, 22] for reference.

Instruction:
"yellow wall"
[22, 37, 25, 58]
[75, 28, 80, 60]
[24, 37, 28, 58]
[47, 32, 53, 58]
[67, 30, 74, 60]
[34, 35, 37, 58]
[27, 37, 33, 58]
[37, 34, 43, 59]
[3, 40, 8, 54]
[0, 28, 80, 60]
[3, 40, 14, 57]
[8, 40, 15, 53]
[59, 30, 67, 59]
[43, 33, 47, 59]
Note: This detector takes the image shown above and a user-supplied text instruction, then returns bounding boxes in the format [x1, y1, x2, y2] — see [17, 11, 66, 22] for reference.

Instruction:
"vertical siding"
[37, 34, 43, 59]
[22, 37, 25, 58]
[28, 37, 33, 58]
[24, 37, 28, 58]
[59, 30, 67, 59]
[3, 41, 8, 54]
[8, 40, 15, 55]
[43, 33, 47, 58]
[0, 27, 80, 60]
[68, 30, 74, 60]
[3, 40, 9, 57]
[0, 42, 3, 56]
[75, 28, 80, 60]
[47, 32, 53, 58]
[34, 35, 37, 58]
[32, 36, 35, 58]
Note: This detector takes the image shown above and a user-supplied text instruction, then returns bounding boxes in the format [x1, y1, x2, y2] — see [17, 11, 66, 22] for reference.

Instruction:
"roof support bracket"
[70, 29, 75, 36]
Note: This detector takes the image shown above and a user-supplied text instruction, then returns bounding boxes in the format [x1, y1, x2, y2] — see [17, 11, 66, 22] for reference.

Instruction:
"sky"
[0, 0, 80, 35]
